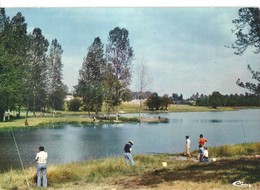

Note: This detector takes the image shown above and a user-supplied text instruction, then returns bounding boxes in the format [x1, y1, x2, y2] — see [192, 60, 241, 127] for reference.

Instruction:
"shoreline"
[0, 142, 259, 189]
[0, 105, 259, 130]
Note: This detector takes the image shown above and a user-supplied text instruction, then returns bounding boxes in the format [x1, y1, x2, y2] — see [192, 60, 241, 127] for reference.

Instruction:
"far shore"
[0, 104, 259, 129]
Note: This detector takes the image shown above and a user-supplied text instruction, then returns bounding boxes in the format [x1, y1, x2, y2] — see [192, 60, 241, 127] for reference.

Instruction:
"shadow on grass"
[124, 158, 260, 188]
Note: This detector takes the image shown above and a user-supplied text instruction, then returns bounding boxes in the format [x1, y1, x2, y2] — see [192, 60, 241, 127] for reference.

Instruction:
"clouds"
[5, 8, 259, 98]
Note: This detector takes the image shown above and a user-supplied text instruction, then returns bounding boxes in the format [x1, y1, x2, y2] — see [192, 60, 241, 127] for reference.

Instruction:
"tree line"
[0, 9, 66, 121]
[196, 91, 260, 108]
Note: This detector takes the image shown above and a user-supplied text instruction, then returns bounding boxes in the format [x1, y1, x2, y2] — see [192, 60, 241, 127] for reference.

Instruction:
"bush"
[67, 98, 82, 111]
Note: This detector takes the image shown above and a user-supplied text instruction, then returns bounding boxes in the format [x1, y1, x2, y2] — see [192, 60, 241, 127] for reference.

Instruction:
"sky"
[4, 7, 260, 99]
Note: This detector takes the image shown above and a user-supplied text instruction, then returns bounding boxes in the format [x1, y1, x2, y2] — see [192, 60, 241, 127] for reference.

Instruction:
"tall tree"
[27, 28, 49, 116]
[0, 8, 7, 31]
[78, 37, 106, 115]
[230, 8, 260, 96]
[0, 11, 29, 120]
[47, 39, 65, 111]
[106, 27, 134, 120]
[136, 58, 151, 121]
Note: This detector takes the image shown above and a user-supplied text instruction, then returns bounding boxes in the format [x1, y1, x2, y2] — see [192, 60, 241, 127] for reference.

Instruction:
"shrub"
[67, 98, 82, 111]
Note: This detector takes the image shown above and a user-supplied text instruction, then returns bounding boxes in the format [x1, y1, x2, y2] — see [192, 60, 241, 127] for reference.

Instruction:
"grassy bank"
[0, 116, 168, 130]
[1, 143, 259, 190]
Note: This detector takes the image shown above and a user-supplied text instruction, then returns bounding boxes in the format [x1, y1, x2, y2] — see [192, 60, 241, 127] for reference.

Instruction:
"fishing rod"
[242, 122, 247, 144]
[10, 127, 30, 187]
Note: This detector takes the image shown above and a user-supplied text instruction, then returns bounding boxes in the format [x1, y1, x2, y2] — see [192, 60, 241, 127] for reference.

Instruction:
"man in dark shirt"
[124, 141, 135, 167]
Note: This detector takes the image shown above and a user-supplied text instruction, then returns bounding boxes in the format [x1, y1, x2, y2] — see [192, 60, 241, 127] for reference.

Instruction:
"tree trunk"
[3, 112, 5, 122]
[139, 98, 142, 122]
[116, 105, 118, 121]
[33, 88, 36, 117]
[52, 98, 55, 118]
[7, 108, 10, 121]
[18, 105, 21, 116]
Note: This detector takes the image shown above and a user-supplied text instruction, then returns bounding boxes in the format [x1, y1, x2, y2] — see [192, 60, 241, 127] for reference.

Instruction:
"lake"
[0, 109, 259, 170]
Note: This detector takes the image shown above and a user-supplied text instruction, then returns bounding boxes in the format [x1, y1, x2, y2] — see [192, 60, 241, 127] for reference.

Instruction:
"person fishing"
[124, 141, 135, 167]
[198, 134, 207, 146]
[185, 136, 191, 158]
[35, 146, 48, 188]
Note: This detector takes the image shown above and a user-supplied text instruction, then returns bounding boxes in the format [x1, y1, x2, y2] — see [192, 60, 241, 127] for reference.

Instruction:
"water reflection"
[0, 109, 259, 170]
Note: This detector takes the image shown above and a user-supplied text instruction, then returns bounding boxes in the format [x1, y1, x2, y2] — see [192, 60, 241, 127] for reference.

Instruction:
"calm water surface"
[0, 109, 259, 170]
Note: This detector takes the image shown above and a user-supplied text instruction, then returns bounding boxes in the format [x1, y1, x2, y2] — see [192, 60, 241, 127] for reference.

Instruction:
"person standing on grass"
[198, 134, 207, 146]
[25, 119, 29, 126]
[124, 141, 135, 167]
[35, 146, 48, 188]
[185, 136, 191, 158]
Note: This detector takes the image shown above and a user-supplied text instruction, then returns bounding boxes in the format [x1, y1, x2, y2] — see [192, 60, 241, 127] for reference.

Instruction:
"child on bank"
[203, 147, 209, 162]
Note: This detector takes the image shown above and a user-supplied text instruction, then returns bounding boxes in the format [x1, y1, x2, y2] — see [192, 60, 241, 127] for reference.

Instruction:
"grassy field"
[0, 143, 259, 190]
[61, 103, 260, 115]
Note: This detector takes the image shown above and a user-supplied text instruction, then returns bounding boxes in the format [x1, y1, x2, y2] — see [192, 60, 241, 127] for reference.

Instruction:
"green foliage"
[47, 39, 66, 111]
[26, 28, 49, 114]
[0, 9, 66, 121]
[161, 95, 171, 110]
[237, 65, 260, 96]
[118, 117, 139, 122]
[0, 10, 30, 120]
[196, 92, 260, 107]
[67, 98, 82, 111]
[78, 37, 106, 115]
[231, 8, 260, 55]
[231, 8, 260, 97]
[145, 93, 160, 110]
[106, 27, 134, 111]
[145, 93, 171, 111]
[208, 91, 222, 108]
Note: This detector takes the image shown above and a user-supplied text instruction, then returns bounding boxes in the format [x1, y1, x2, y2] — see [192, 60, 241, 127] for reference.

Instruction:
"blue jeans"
[37, 163, 47, 188]
[124, 153, 135, 166]
[204, 157, 210, 162]
[199, 154, 204, 163]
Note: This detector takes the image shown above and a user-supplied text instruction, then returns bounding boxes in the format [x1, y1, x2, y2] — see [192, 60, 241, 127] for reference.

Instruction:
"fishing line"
[242, 122, 246, 144]
[10, 127, 30, 187]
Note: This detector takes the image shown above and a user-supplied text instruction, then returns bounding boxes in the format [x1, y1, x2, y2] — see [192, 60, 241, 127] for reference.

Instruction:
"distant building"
[65, 95, 74, 101]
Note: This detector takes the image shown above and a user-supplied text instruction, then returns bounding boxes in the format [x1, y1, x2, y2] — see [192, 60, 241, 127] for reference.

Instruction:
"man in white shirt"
[35, 146, 48, 188]
[186, 136, 191, 158]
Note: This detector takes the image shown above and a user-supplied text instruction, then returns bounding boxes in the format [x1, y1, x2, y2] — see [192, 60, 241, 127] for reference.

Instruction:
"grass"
[0, 143, 259, 190]
[0, 117, 94, 130]
[0, 116, 160, 130]
[60, 104, 250, 115]
[189, 142, 260, 158]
